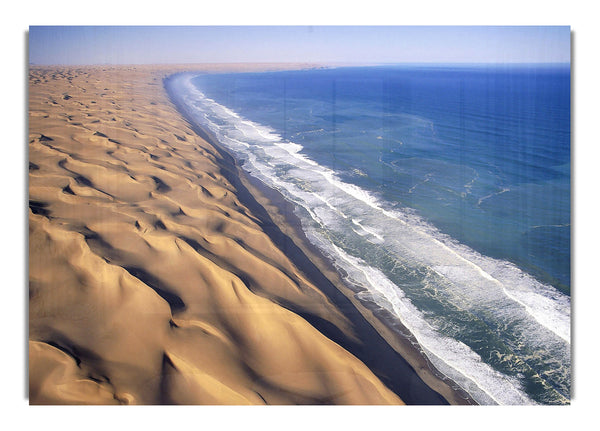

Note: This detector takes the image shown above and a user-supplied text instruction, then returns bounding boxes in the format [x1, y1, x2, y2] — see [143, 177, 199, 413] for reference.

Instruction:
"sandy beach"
[28, 64, 471, 405]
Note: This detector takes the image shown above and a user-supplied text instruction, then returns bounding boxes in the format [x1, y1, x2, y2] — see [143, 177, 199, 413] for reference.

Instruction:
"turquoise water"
[167, 64, 571, 405]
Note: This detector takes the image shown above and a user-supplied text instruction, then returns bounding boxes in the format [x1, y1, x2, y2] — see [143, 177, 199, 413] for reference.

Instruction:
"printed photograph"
[28, 25, 571, 406]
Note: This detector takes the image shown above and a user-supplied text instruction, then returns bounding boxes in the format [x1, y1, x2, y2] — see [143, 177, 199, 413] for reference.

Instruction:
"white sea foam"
[477, 187, 510, 207]
[329, 243, 535, 405]
[168, 73, 571, 405]
[352, 219, 384, 243]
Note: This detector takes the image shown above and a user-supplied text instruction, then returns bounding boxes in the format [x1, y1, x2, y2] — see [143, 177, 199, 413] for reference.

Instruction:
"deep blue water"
[167, 65, 571, 405]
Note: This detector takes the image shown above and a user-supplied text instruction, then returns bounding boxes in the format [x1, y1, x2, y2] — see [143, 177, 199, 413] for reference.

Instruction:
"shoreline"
[28, 63, 473, 405]
[164, 70, 476, 405]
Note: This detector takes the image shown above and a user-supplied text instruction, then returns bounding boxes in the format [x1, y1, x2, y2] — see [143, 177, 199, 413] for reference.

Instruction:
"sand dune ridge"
[28, 65, 406, 405]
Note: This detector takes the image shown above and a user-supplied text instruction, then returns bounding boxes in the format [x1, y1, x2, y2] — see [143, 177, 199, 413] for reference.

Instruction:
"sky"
[28, 25, 570, 65]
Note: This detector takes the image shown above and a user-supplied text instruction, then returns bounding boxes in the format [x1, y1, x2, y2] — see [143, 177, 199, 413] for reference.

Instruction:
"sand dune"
[28, 65, 408, 405]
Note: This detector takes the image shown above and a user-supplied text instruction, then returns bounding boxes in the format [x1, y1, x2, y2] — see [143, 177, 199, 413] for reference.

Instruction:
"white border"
[6, 1, 597, 429]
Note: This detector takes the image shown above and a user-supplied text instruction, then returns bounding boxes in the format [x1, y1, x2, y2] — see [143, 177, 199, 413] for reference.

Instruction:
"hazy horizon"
[28, 26, 571, 66]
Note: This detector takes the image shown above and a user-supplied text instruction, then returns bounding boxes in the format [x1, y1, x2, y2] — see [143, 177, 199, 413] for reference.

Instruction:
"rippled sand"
[28, 64, 407, 405]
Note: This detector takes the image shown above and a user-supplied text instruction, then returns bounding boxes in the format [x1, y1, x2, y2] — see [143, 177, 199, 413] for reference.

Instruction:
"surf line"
[307, 160, 569, 343]
[181, 73, 569, 344]
[329, 242, 534, 406]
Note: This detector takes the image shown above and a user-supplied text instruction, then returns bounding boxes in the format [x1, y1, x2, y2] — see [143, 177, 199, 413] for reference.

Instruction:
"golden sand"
[28, 64, 407, 405]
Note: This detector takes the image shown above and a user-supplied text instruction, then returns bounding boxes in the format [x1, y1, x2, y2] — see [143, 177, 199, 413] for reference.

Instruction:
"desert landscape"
[29, 64, 467, 405]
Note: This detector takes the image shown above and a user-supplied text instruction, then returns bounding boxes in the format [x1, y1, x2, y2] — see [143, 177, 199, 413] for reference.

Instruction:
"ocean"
[166, 64, 571, 405]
